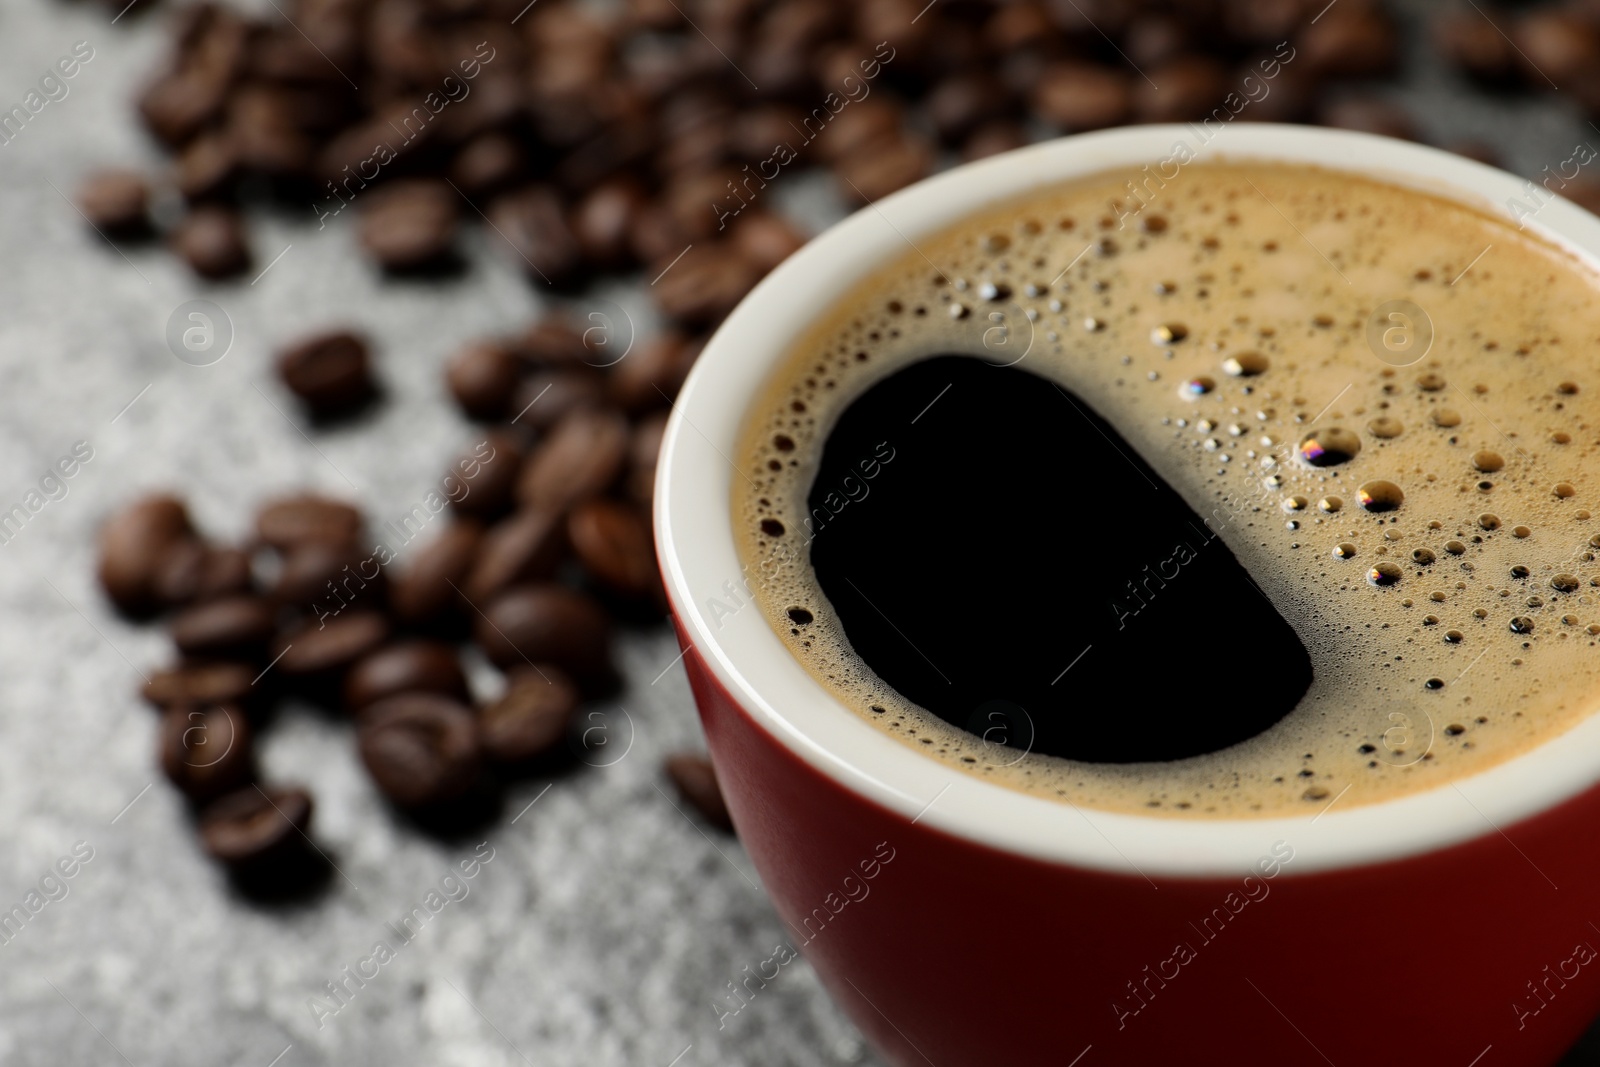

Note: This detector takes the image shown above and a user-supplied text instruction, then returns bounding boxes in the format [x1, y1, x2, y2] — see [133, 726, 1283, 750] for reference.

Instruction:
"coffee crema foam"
[732, 161, 1600, 818]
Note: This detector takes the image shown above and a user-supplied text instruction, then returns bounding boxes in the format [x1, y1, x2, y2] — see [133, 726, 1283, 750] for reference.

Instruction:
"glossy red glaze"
[678, 623, 1600, 1066]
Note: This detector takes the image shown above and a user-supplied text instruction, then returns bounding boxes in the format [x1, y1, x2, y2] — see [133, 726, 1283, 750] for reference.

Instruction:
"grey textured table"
[2, 0, 1600, 1064]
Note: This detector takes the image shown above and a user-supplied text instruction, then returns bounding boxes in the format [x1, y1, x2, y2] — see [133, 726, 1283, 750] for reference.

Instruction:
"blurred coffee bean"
[1514, 11, 1600, 88]
[143, 661, 256, 711]
[276, 330, 376, 418]
[628, 412, 669, 507]
[962, 122, 1031, 161]
[731, 105, 806, 162]
[610, 332, 700, 413]
[465, 507, 568, 602]
[226, 87, 313, 179]
[99, 494, 195, 615]
[389, 521, 483, 625]
[1222, 0, 1303, 46]
[272, 538, 383, 610]
[447, 341, 522, 421]
[358, 693, 482, 808]
[731, 212, 806, 273]
[77, 170, 151, 235]
[273, 610, 390, 678]
[200, 784, 313, 866]
[1032, 63, 1132, 131]
[573, 177, 649, 268]
[450, 133, 527, 198]
[344, 640, 469, 711]
[835, 134, 935, 204]
[985, 1, 1054, 52]
[512, 367, 607, 430]
[450, 431, 522, 521]
[153, 541, 253, 607]
[170, 594, 278, 661]
[568, 499, 659, 598]
[174, 133, 239, 202]
[1301, 5, 1399, 79]
[139, 70, 230, 148]
[473, 584, 612, 679]
[1318, 96, 1418, 142]
[489, 186, 583, 286]
[926, 72, 1013, 145]
[1434, 11, 1518, 85]
[664, 752, 733, 830]
[517, 316, 589, 367]
[653, 242, 763, 324]
[1136, 56, 1230, 123]
[517, 407, 630, 512]
[159, 703, 254, 803]
[359, 180, 459, 272]
[479, 666, 580, 764]
[814, 97, 903, 164]
[255, 494, 363, 551]
[1124, 15, 1189, 69]
[171, 205, 251, 279]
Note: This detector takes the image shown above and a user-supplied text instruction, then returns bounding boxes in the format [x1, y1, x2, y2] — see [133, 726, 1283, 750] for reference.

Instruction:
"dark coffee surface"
[808, 354, 1312, 763]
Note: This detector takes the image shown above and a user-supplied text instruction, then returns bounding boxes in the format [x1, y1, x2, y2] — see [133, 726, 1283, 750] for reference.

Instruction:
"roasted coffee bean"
[153, 541, 253, 607]
[489, 186, 583, 286]
[255, 494, 363, 550]
[629, 201, 694, 266]
[159, 703, 254, 803]
[1318, 97, 1418, 142]
[984, 1, 1053, 53]
[568, 499, 659, 598]
[1434, 11, 1518, 85]
[358, 694, 482, 808]
[474, 584, 612, 679]
[1301, 5, 1399, 79]
[516, 316, 589, 367]
[651, 241, 762, 325]
[814, 97, 904, 164]
[139, 69, 230, 148]
[174, 133, 239, 202]
[573, 177, 649, 268]
[226, 87, 312, 179]
[143, 661, 256, 711]
[359, 180, 459, 272]
[344, 640, 469, 711]
[962, 122, 1031, 162]
[446, 341, 522, 421]
[664, 752, 733, 831]
[450, 431, 521, 521]
[170, 595, 278, 660]
[610, 332, 700, 413]
[99, 494, 195, 615]
[200, 785, 313, 866]
[516, 407, 630, 512]
[77, 170, 151, 235]
[731, 212, 806, 274]
[512, 368, 607, 430]
[276, 330, 375, 418]
[272, 611, 390, 678]
[926, 72, 1013, 145]
[835, 135, 935, 204]
[1124, 15, 1188, 69]
[1135, 56, 1230, 124]
[171, 205, 251, 279]
[1514, 11, 1600, 87]
[272, 538, 384, 611]
[390, 521, 483, 625]
[628, 412, 669, 506]
[479, 666, 580, 763]
[450, 133, 528, 198]
[1032, 63, 1132, 131]
[465, 508, 567, 602]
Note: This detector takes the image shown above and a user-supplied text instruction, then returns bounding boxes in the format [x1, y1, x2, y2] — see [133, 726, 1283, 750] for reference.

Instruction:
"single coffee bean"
[359, 179, 459, 271]
[226, 87, 314, 180]
[255, 494, 363, 550]
[272, 610, 390, 677]
[814, 97, 904, 164]
[449, 431, 521, 521]
[170, 594, 278, 660]
[834, 135, 935, 205]
[276, 330, 376, 418]
[465, 507, 567, 602]
[1123, 14, 1187, 69]
[925, 72, 1013, 144]
[664, 752, 733, 831]
[1135, 56, 1230, 124]
[1301, 5, 1400, 79]
[517, 407, 630, 513]
[568, 499, 659, 598]
[512, 367, 606, 430]
[489, 186, 583, 286]
[730, 212, 806, 274]
[143, 661, 256, 711]
[159, 703, 254, 803]
[516, 316, 589, 367]
[344, 640, 470, 711]
[171, 205, 251, 279]
[98, 494, 195, 615]
[175, 132, 240, 202]
[358, 694, 482, 808]
[200, 784, 313, 866]
[446, 341, 522, 421]
[1031, 63, 1132, 131]
[609, 332, 699, 414]
[1515, 11, 1600, 86]
[153, 541, 253, 607]
[652, 241, 762, 326]
[272, 538, 384, 611]
[389, 521, 482, 625]
[984, 2, 1053, 54]
[449, 132, 527, 198]
[474, 584, 612, 679]
[139, 69, 230, 148]
[572, 176, 649, 268]
[478, 666, 580, 763]
[77, 170, 152, 235]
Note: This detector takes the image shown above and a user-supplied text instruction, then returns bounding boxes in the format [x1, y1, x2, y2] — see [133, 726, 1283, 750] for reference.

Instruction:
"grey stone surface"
[1, 0, 1600, 1064]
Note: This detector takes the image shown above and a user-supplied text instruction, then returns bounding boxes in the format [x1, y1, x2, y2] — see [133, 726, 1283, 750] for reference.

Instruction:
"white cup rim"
[655, 123, 1600, 877]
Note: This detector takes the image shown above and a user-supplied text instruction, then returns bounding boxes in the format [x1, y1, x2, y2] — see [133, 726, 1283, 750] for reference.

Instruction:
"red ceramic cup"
[654, 125, 1600, 1066]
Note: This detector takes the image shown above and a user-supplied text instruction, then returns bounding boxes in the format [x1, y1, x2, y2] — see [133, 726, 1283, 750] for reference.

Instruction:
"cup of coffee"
[654, 123, 1600, 1066]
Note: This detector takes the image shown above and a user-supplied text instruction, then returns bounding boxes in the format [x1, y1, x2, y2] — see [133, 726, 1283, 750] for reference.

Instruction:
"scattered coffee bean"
[568, 499, 658, 599]
[513, 367, 606, 430]
[449, 431, 521, 521]
[360, 179, 459, 272]
[389, 521, 483, 625]
[272, 538, 384, 610]
[276, 330, 375, 418]
[159, 703, 254, 803]
[489, 186, 582, 287]
[143, 661, 256, 711]
[474, 584, 612, 680]
[664, 752, 733, 831]
[152, 541, 253, 608]
[517, 407, 630, 513]
[171, 205, 250, 279]
[200, 785, 313, 866]
[609, 332, 699, 414]
[358, 694, 482, 808]
[77, 169, 151, 235]
[344, 641, 470, 711]
[1032, 64, 1132, 132]
[479, 666, 579, 763]
[272, 610, 391, 678]
[170, 594, 277, 661]
[465, 508, 567, 603]
[98, 494, 194, 615]
[255, 494, 363, 551]
[447, 341, 521, 421]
